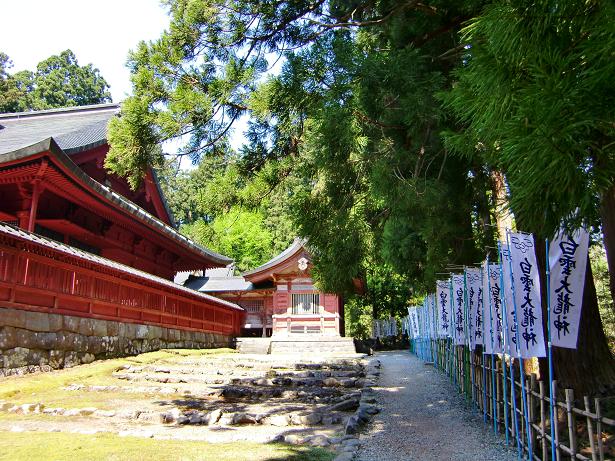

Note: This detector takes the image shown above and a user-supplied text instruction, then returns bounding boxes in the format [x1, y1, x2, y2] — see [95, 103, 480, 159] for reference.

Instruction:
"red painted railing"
[0, 232, 243, 336]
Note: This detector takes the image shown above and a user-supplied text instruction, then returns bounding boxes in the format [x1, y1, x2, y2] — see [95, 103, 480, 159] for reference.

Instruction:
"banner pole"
[480, 264, 488, 424]
[546, 237, 557, 461]
[499, 241, 521, 456]
[464, 270, 476, 405]
[495, 246, 510, 446]
[506, 229, 534, 460]
[486, 258, 498, 434]
[449, 276, 456, 387]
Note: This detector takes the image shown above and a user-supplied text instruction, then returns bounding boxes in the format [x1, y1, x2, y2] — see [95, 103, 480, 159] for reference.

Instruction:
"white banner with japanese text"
[436, 279, 452, 337]
[451, 274, 466, 346]
[508, 232, 546, 358]
[548, 228, 589, 349]
[466, 268, 482, 349]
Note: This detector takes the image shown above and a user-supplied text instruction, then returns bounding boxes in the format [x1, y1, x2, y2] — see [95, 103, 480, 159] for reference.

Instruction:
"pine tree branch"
[307, 0, 420, 29]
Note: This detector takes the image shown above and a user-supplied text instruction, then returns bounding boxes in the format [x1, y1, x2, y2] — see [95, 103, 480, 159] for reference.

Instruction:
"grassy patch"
[0, 349, 237, 409]
[0, 431, 334, 461]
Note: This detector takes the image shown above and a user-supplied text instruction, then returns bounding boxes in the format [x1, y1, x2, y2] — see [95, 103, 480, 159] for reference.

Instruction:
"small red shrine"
[0, 104, 244, 368]
[185, 239, 345, 337]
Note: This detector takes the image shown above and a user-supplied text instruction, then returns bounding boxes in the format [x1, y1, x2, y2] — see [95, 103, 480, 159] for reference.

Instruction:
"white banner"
[430, 294, 438, 338]
[436, 279, 452, 337]
[466, 268, 482, 349]
[408, 307, 420, 339]
[451, 274, 466, 346]
[482, 263, 492, 353]
[508, 232, 546, 358]
[487, 264, 505, 353]
[500, 243, 519, 355]
[482, 264, 500, 354]
[549, 228, 590, 349]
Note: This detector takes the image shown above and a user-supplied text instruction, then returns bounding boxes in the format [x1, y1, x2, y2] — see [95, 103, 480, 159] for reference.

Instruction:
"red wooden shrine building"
[0, 104, 244, 342]
[184, 239, 345, 337]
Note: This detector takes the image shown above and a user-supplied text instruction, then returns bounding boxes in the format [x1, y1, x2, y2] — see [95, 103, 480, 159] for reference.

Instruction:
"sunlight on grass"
[0, 348, 237, 409]
[0, 431, 335, 461]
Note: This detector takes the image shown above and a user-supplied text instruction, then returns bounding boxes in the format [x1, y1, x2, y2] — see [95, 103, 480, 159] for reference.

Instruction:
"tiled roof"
[186, 275, 254, 293]
[0, 103, 119, 155]
[242, 238, 306, 277]
[0, 222, 243, 311]
[0, 105, 233, 267]
[184, 240, 309, 293]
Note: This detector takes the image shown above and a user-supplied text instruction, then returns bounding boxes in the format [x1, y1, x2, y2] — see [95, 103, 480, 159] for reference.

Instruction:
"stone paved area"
[355, 351, 517, 461]
[0, 350, 374, 451]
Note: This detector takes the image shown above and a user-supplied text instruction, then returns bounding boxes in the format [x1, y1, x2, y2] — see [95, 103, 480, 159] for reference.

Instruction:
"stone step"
[270, 337, 356, 356]
[235, 338, 272, 354]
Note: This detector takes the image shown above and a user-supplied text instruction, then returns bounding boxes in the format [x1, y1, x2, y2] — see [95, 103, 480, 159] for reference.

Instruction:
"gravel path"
[355, 351, 517, 461]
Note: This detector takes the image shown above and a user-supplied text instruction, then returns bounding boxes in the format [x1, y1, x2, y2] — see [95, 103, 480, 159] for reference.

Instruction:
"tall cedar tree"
[108, 0, 614, 390]
[444, 0, 615, 393]
[107, 0, 491, 301]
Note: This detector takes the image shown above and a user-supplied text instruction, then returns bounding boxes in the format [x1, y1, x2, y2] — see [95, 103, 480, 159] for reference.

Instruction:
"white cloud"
[0, 0, 170, 102]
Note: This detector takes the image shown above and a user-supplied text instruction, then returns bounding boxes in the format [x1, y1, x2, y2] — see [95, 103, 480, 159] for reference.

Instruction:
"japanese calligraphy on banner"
[500, 243, 518, 355]
[487, 264, 504, 353]
[466, 268, 482, 349]
[428, 294, 438, 338]
[436, 280, 451, 337]
[482, 263, 493, 353]
[508, 232, 546, 358]
[408, 307, 420, 339]
[482, 264, 501, 354]
[548, 228, 589, 349]
[452, 274, 466, 346]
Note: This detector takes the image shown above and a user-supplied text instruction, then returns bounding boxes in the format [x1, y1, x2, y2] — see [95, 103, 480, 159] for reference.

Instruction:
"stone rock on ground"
[263, 414, 290, 427]
[330, 398, 360, 412]
[203, 408, 222, 425]
[160, 408, 182, 424]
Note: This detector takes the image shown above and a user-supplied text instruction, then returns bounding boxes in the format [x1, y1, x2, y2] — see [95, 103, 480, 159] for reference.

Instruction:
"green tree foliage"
[155, 151, 298, 268]
[0, 50, 111, 113]
[444, 0, 614, 238]
[109, 1, 615, 382]
[443, 0, 615, 391]
[443, 0, 615, 319]
[109, 0, 491, 298]
[0, 53, 26, 112]
[591, 245, 615, 353]
[181, 207, 274, 272]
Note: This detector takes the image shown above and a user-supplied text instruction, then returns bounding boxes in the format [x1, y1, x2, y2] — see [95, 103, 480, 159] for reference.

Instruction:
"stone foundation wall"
[0, 308, 233, 375]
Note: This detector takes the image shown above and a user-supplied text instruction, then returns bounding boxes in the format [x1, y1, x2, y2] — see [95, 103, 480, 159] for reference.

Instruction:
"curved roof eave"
[242, 237, 307, 280]
[1, 137, 233, 267]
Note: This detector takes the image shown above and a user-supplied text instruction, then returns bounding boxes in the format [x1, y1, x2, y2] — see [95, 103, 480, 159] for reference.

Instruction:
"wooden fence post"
[565, 389, 577, 459]
[584, 396, 597, 461]
[595, 398, 603, 461]
[553, 380, 561, 461]
[539, 380, 548, 461]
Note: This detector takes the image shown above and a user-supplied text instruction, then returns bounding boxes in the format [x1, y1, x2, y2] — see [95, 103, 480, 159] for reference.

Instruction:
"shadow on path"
[355, 351, 517, 461]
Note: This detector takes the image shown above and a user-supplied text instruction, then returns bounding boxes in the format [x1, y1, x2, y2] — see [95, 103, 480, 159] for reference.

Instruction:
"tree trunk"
[491, 169, 513, 241]
[512, 218, 615, 396]
[599, 182, 615, 315]
[537, 242, 615, 396]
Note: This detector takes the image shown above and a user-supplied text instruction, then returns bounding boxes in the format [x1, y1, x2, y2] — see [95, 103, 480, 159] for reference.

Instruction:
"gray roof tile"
[0, 105, 233, 267]
[186, 275, 254, 292]
[242, 238, 306, 277]
[0, 103, 119, 155]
